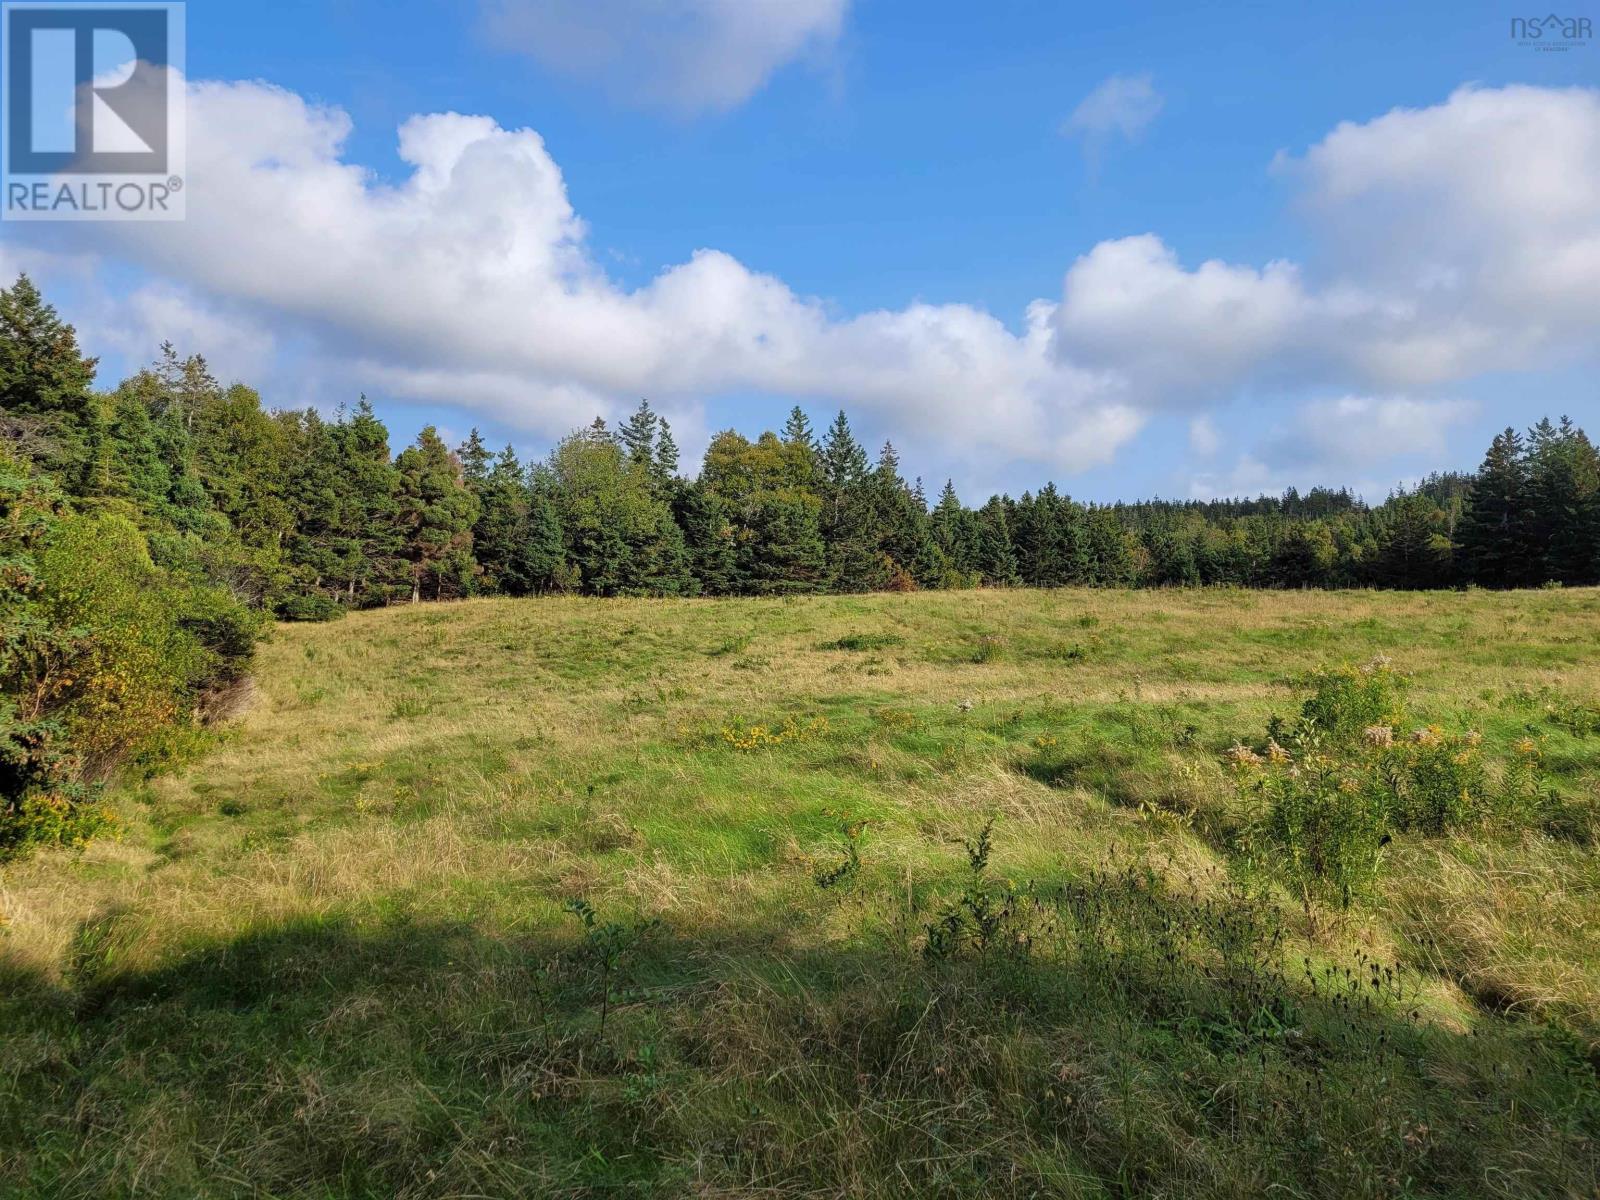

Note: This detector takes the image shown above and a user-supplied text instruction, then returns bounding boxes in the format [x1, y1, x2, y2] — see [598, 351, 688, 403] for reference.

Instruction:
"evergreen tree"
[1458, 428, 1535, 587]
[931, 480, 978, 584]
[395, 426, 480, 602]
[1374, 491, 1450, 589]
[1526, 417, 1599, 584]
[1083, 507, 1134, 586]
[654, 418, 680, 489]
[620, 400, 660, 469]
[456, 429, 493, 493]
[869, 441, 941, 588]
[818, 411, 878, 590]
[0, 274, 100, 489]
[676, 482, 739, 596]
[336, 399, 404, 603]
[472, 445, 530, 594]
[973, 496, 1020, 586]
[548, 424, 688, 597]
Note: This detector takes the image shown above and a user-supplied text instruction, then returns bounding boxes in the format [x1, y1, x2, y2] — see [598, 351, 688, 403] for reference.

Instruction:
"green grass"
[3, 587, 1600, 1197]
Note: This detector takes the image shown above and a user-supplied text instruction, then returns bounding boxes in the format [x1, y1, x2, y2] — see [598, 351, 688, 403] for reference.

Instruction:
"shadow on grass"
[2, 887, 1597, 1200]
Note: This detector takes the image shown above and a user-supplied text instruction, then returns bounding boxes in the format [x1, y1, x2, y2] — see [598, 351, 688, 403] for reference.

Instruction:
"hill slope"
[4, 588, 1600, 1197]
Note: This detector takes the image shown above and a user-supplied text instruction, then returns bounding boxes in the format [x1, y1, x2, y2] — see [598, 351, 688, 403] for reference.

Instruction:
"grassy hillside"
[3, 588, 1599, 1197]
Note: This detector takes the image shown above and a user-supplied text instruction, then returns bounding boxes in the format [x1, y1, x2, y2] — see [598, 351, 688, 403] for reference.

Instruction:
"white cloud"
[1187, 395, 1479, 500]
[1064, 73, 1164, 147]
[480, 0, 849, 114]
[5, 79, 1597, 487]
[1056, 235, 1308, 400]
[46, 78, 1132, 472]
[1056, 85, 1600, 405]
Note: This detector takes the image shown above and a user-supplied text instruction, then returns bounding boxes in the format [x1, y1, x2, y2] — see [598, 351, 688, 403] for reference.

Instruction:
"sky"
[1, 0, 1596, 504]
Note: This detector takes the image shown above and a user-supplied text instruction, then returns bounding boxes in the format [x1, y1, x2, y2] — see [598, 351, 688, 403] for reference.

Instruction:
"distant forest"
[5, 273, 1598, 622]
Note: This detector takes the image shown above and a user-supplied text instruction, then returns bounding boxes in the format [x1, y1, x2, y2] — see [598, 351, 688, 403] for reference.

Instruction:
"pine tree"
[676, 482, 739, 596]
[548, 424, 688, 597]
[870, 441, 941, 588]
[472, 445, 531, 594]
[1458, 428, 1535, 587]
[1374, 491, 1450, 589]
[0, 275, 100, 489]
[818, 411, 878, 590]
[973, 496, 1020, 586]
[1083, 507, 1134, 586]
[335, 399, 403, 603]
[654, 418, 680, 488]
[1527, 417, 1599, 585]
[456, 429, 493, 493]
[620, 399, 659, 469]
[395, 426, 480, 602]
[782, 406, 816, 452]
[931, 481, 978, 583]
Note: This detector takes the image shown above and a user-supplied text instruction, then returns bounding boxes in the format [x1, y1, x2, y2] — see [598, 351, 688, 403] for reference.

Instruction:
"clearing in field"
[3, 587, 1600, 1198]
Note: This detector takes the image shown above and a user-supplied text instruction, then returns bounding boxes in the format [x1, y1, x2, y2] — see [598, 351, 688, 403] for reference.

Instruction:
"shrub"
[1293, 657, 1406, 744]
[277, 592, 346, 622]
[1234, 662, 1561, 901]
[0, 453, 260, 859]
[1248, 753, 1389, 903]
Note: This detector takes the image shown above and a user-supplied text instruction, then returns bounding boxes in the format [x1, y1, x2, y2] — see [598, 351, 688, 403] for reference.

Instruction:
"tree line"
[6, 274, 1600, 622]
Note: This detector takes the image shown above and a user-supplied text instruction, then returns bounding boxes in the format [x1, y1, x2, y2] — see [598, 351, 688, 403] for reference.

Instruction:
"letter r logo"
[4, 3, 172, 174]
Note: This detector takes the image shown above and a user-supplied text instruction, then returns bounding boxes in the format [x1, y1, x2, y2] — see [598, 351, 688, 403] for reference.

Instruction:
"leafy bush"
[276, 592, 346, 622]
[1291, 657, 1406, 744]
[1233, 661, 1561, 901]
[0, 452, 260, 859]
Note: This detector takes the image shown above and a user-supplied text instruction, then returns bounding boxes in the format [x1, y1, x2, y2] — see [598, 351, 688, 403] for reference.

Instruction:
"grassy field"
[4, 587, 1600, 1198]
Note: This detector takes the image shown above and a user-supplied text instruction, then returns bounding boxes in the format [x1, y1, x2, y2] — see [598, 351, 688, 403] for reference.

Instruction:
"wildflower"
[1265, 740, 1291, 764]
[1512, 736, 1539, 757]
[1226, 742, 1263, 769]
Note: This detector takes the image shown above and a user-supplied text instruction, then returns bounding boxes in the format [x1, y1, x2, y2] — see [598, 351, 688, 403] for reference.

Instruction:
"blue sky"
[3, 0, 1597, 502]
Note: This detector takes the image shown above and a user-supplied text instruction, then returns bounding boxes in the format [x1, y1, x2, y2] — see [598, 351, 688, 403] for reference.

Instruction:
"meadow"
[3, 587, 1599, 1198]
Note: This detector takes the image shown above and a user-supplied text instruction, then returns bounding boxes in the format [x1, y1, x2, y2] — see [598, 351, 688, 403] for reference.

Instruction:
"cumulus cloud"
[47, 78, 1132, 471]
[1057, 85, 1600, 406]
[1065, 73, 1163, 144]
[1187, 395, 1479, 500]
[5, 79, 1597, 486]
[480, 0, 849, 114]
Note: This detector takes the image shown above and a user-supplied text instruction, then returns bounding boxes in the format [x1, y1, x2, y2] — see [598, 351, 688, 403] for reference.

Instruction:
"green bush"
[0, 452, 260, 860]
[1293, 657, 1406, 744]
[276, 591, 346, 623]
[1252, 753, 1388, 902]
[1234, 663, 1562, 901]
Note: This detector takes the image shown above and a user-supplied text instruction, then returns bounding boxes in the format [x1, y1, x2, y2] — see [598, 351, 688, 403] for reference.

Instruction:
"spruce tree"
[818, 411, 877, 590]
[456, 429, 493, 493]
[0, 275, 100, 489]
[1527, 417, 1599, 585]
[973, 496, 1020, 586]
[1458, 428, 1535, 587]
[620, 399, 660, 469]
[395, 426, 480, 602]
[473, 445, 532, 594]
[676, 481, 739, 596]
[1374, 491, 1449, 589]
